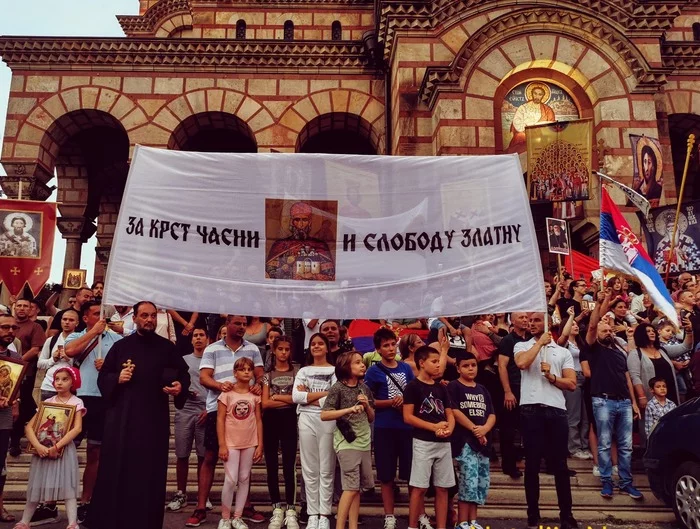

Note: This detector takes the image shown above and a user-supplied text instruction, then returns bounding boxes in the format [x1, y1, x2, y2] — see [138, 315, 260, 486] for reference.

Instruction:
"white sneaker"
[613, 465, 619, 476]
[593, 465, 601, 477]
[580, 450, 593, 460]
[232, 518, 249, 529]
[269, 507, 285, 529]
[285, 508, 299, 529]
[572, 450, 589, 460]
[307, 515, 319, 529]
[470, 522, 484, 529]
[419, 514, 434, 529]
[166, 490, 187, 511]
[384, 515, 397, 529]
[317, 516, 330, 529]
[206, 498, 214, 511]
[218, 520, 233, 529]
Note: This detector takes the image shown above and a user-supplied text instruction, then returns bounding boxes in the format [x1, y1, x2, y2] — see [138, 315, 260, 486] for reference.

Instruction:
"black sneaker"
[29, 503, 59, 526]
[299, 503, 309, 525]
[77, 503, 89, 524]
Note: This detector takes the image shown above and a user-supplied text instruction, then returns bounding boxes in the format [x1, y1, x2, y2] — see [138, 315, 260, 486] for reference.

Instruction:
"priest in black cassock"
[85, 301, 190, 529]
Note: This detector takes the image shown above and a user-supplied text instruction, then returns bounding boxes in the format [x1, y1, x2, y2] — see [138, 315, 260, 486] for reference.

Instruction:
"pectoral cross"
[122, 359, 135, 371]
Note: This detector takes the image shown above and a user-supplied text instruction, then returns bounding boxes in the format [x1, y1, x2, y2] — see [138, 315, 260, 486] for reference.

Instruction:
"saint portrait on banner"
[0, 212, 39, 257]
[265, 200, 337, 281]
[652, 210, 700, 274]
[501, 81, 579, 154]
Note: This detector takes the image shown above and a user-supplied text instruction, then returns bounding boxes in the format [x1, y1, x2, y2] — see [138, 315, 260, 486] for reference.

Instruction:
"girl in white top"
[292, 333, 337, 529]
[37, 309, 79, 398]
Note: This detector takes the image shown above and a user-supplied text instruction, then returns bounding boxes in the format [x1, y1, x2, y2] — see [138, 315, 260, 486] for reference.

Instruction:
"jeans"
[592, 397, 633, 487]
[520, 404, 572, 521]
[564, 372, 589, 454]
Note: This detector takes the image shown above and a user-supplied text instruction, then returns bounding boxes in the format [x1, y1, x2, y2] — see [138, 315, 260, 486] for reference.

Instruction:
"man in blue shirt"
[65, 301, 122, 523]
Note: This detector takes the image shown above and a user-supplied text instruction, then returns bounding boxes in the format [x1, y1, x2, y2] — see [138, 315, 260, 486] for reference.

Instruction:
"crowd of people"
[0, 270, 698, 529]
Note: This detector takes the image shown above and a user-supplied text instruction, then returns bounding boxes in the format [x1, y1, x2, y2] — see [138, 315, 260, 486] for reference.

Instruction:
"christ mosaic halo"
[524, 82, 552, 104]
[636, 135, 664, 183]
[655, 209, 688, 236]
[3, 212, 33, 232]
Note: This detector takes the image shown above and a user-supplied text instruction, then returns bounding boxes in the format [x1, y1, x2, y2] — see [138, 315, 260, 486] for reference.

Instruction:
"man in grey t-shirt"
[167, 327, 209, 512]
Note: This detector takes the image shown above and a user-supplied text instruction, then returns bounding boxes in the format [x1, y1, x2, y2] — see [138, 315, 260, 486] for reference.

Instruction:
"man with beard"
[265, 201, 335, 280]
[85, 301, 190, 529]
[583, 290, 643, 501]
[497, 312, 530, 478]
[513, 313, 577, 529]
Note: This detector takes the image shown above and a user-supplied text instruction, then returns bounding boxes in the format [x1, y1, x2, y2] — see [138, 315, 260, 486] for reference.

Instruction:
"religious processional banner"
[629, 134, 664, 208]
[0, 199, 57, 296]
[104, 146, 545, 319]
[526, 118, 593, 204]
[638, 200, 700, 275]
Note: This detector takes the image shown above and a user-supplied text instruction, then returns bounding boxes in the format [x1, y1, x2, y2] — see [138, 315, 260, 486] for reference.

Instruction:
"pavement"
[3, 511, 681, 529]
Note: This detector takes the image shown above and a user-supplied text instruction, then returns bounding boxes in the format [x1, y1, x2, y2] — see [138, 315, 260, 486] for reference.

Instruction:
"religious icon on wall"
[265, 199, 337, 281]
[630, 135, 664, 207]
[546, 217, 570, 255]
[0, 356, 27, 405]
[0, 211, 42, 258]
[27, 402, 76, 456]
[526, 119, 593, 203]
[63, 269, 87, 289]
[501, 81, 580, 153]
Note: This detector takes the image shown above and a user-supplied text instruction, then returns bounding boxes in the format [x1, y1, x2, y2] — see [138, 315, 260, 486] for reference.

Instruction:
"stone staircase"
[3, 407, 675, 525]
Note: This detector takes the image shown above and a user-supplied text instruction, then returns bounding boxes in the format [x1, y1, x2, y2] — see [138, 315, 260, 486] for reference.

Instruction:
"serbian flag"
[599, 189, 677, 325]
[0, 199, 57, 296]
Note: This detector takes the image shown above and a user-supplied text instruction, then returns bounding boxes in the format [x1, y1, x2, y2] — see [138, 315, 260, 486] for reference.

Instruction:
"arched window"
[694, 23, 700, 41]
[235, 20, 246, 39]
[331, 21, 342, 41]
[284, 20, 294, 41]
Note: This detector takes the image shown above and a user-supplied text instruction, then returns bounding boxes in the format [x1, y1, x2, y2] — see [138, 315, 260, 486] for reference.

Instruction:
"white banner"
[104, 147, 546, 319]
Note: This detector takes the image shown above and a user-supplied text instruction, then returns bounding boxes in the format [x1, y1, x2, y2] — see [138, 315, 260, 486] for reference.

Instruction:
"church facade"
[1, 0, 700, 279]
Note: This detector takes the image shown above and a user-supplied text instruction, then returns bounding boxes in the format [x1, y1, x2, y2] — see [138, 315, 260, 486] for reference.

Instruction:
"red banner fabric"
[565, 250, 599, 281]
[0, 200, 57, 296]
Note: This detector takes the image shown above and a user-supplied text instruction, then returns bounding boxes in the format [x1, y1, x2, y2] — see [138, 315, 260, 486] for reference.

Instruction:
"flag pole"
[664, 133, 696, 283]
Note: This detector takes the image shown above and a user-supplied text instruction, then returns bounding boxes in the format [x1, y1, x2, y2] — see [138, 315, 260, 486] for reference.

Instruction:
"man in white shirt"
[514, 312, 577, 529]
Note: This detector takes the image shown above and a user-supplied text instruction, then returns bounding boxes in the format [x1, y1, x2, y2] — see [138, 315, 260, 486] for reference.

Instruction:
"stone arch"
[152, 88, 274, 151]
[277, 89, 385, 154]
[296, 113, 378, 154]
[16, 87, 147, 173]
[421, 7, 661, 107]
[168, 112, 257, 152]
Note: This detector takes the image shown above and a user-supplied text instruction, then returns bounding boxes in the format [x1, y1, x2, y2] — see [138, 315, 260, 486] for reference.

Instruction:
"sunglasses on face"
[0, 325, 19, 331]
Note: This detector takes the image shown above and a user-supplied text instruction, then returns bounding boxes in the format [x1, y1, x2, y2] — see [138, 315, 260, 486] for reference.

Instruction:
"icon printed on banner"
[0, 210, 42, 258]
[265, 199, 337, 282]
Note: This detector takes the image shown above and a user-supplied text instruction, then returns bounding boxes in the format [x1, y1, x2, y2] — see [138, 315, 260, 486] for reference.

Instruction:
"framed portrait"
[546, 217, 570, 255]
[581, 300, 596, 312]
[0, 356, 27, 404]
[63, 268, 87, 289]
[27, 402, 77, 456]
[0, 209, 43, 259]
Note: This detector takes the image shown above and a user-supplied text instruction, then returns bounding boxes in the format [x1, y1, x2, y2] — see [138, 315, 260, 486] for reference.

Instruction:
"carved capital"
[57, 217, 87, 239]
[0, 175, 54, 201]
[95, 246, 112, 265]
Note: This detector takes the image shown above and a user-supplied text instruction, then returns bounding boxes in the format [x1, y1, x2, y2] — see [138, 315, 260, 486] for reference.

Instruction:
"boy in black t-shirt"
[403, 346, 455, 529]
[447, 353, 495, 529]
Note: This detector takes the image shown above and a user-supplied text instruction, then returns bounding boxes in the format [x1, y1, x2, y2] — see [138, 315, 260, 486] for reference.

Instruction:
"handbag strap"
[74, 337, 100, 368]
[376, 363, 405, 395]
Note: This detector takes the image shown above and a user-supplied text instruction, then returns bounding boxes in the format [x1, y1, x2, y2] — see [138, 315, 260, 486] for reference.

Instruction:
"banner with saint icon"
[638, 200, 700, 275]
[526, 118, 593, 204]
[0, 199, 57, 296]
[629, 135, 664, 208]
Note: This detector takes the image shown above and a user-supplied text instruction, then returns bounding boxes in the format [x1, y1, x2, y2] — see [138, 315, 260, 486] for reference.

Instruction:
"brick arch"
[151, 88, 275, 151]
[422, 7, 658, 108]
[15, 87, 144, 174]
[662, 89, 700, 116]
[276, 89, 385, 153]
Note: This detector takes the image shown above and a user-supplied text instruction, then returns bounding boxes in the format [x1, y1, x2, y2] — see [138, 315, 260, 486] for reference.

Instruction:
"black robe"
[85, 331, 189, 529]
